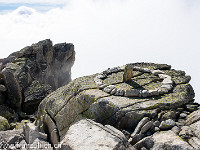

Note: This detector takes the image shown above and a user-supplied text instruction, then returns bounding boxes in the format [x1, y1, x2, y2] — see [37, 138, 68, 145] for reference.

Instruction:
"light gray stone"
[131, 117, 150, 137]
[141, 90, 149, 98]
[114, 88, 124, 96]
[60, 119, 133, 150]
[190, 120, 200, 139]
[140, 121, 153, 134]
[153, 121, 160, 127]
[158, 74, 171, 79]
[171, 126, 180, 135]
[129, 134, 144, 145]
[149, 89, 159, 96]
[186, 109, 200, 125]
[103, 85, 115, 93]
[159, 119, 175, 130]
[23, 123, 47, 144]
[110, 88, 117, 95]
[124, 89, 140, 97]
[179, 126, 193, 139]
[134, 136, 154, 150]
[179, 113, 187, 119]
[0, 116, 10, 131]
[152, 70, 164, 75]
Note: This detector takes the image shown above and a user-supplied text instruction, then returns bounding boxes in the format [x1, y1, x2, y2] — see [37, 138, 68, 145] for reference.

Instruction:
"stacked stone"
[94, 64, 174, 97]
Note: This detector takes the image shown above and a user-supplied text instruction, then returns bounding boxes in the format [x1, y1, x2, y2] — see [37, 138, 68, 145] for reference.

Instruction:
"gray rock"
[152, 70, 164, 75]
[141, 90, 149, 98]
[177, 107, 184, 112]
[23, 123, 47, 144]
[114, 88, 124, 96]
[154, 127, 160, 132]
[110, 88, 117, 95]
[171, 126, 180, 134]
[131, 117, 149, 137]
[159, 119, 175, 130]
[60, 119, 133, 150]
[186, 109, 200, 125]
[152, 131, 193, 150]
[124, 89, 140, 97]
[161, 84, 173, 90]
[0, 116, 10, 131]
[179, 126, 193, 139]
[188, 137, 200, 149]
[134, 136, 154, 150]
[103, 85, 115, 93]
[160, 111, 176, 121]
[153, 121, 160, 127]
[140, 121, 153, 134]
[129, 134, 144, 145]
[149, 89, 159, 96]
[179, 113, 187, 119]
[190, 120, 200, 139]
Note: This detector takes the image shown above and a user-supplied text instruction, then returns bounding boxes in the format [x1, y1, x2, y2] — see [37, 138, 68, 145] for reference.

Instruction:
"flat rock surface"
[60, 119, 133, 150]
[36, 63, 195, 144]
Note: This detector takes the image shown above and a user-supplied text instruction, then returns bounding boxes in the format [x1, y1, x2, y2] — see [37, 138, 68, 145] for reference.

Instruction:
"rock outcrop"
[36, 62, 199, 149]
[0, 39, 75, 114]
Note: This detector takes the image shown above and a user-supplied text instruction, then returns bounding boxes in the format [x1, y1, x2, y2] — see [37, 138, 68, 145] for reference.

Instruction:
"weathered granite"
[36, 62, 195, 146]
[0, 39, 75, 114]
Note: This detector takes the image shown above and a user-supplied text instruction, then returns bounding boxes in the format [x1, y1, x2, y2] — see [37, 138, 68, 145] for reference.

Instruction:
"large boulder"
[36, 63, 195, 145]
[60, 119, 134, 150]
[0, 39, 75, 114]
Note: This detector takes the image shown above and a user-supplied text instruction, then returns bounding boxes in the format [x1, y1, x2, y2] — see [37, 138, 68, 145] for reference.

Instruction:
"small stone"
[161, 84, 173, 90]
[179, 126, 193, 139]
[179, 113, 187, 119]
[99, 84, 108, 89]
[159, 119, 175, 130]
[152, 70, 164, 75]
[153, 121, 160, 127]
[149, 89, 159, 96]
[110, 88, 117, 95]
[140, 121, 153, 134]
[103, 85, 115, 93]
[131, 117, 150, 137]
[124, 89, 140, 97]
[154, 127, 160, 132]
[94, 77, 102, 83]
[158, 74, 171, 79]
[114, 88, 124, 96]
[96, 74, 107, 79]
[123, 64, 133, 82]
[143, 68, 151, 73]
[162, 77, 173, 85]
[129, 133, 144, 145]
[171, 126, 180, 134]
[141, 90, 149, 98]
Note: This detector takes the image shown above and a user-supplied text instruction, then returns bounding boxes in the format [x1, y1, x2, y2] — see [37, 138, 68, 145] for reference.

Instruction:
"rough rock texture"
[60, 119, 134, 150]
[36, 62, 196, 148]
[0, 39, 75, 114]
[152, 130, 193, 150]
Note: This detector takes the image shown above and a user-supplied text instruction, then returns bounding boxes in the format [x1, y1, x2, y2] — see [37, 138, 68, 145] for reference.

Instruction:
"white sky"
[0, 0, 200, 103]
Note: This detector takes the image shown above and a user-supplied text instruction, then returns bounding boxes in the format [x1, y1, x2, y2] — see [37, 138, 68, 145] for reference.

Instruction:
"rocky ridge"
[0, 40, 199, 150]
